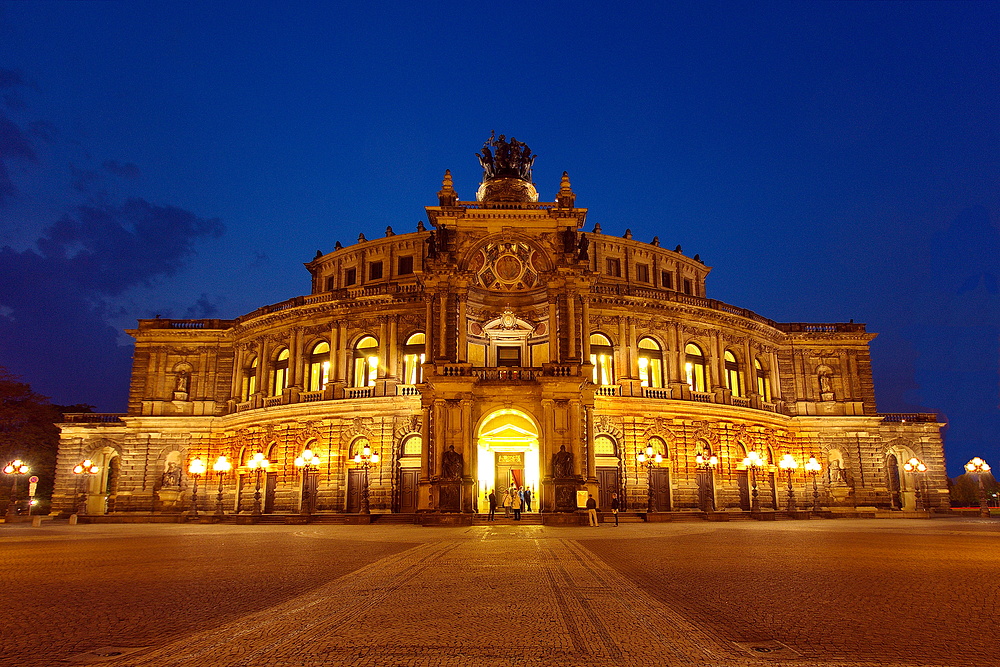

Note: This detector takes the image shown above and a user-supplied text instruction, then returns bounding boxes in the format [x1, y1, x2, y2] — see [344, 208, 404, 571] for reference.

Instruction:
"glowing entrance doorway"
[476, 409, 540, 508]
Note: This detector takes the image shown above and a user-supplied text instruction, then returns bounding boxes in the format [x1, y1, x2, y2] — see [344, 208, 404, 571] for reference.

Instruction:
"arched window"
[590, 333, 614, 385]
[648, 435, 669, 459]
[685, 343, 707, 392]
[637, 337, 664, 388]
[402, 332, 425, 385]
[243, 356, 258, 399]
[353, 336, 379, 387]
[272, 349, 289, 396]
[401, 434, 422, 457]
[307, 341, 330, 391]
[755, 357, 771, 401]
[594, 435, 617, 456]
[724, 350, 742, 397]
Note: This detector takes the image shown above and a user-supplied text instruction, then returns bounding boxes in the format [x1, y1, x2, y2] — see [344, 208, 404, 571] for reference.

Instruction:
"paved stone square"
[2, 517, 998, 667]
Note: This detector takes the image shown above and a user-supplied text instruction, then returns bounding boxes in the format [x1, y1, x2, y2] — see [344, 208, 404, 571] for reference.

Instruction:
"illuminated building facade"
[54, 137, 948, 520]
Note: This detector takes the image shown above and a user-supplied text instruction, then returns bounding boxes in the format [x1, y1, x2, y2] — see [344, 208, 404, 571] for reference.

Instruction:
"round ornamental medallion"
[473, 241, 539, 291]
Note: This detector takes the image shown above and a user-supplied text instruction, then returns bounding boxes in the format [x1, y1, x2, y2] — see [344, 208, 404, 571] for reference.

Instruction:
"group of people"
[486, 485, 533, 520]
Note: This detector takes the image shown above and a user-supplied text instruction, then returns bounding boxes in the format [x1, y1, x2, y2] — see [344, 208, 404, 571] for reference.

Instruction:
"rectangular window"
[369, 261, 383, 280]
[606, 258, 622, 277]
[683, 279, 693, 295]
[344, 267, 357, 286]
[661, 271, 673, 289]
[497, 347, 521, 367]
[636, 263, 650, 283]
[325, 276, 336, 291]
[397, 255, 413, 275]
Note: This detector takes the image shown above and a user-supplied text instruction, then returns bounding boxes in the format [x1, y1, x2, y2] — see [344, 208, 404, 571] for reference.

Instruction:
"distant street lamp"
[695, 450, 718, 511]
[902, 457, 927, 511]
[742, 451, 766, 513]
[248, 452, 270, 516]
[212, 455, 231, 517]
[965, 457, 991, 518]
[187, 457, 206, 517]
[804, 456, 822, 513]
[353, 443, 379, 515]
[294, 448, 321, 515]
[778, 454, 798, 513]
[637, 444, 664, 513]
[71, 459, 100, 517]
[4, 459, 30, 518]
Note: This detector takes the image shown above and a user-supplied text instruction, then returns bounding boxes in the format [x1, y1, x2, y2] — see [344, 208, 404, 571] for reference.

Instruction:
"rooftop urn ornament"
[475, 131, 539, 204]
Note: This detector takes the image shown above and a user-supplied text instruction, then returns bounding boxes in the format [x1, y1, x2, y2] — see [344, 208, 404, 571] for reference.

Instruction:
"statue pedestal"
[156, 488, 182, 511]
[554, 481, 578, 512]
[438, 481, 462, 512]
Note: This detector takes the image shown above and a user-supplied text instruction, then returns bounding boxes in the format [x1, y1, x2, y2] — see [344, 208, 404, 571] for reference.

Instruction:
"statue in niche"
[175, 372, 189, 393]
[442, 445, 464, 480]
[161, 461, 181, 488]
[818, 367, 834, 399]
[552, 445, 574, 479]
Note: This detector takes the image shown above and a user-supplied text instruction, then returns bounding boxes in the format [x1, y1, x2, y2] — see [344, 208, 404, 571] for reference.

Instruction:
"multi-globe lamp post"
[902, 456, 927, 512]
[71, 459, 100, 516]
[294, 448, 321, 516]
[778, 454, 798, 513]
[187, 456, 206, 517]
[248, 452, 270, 516]
[637, 444, 664, 513]
[354, 443, 379, 515]
[742, 451, 766, 513]
[4, 459, 30, 518]
[212, 455, 231, 518]
[804, 456, 822, 513]
[694, 450, 718, 511]
[965, 457, 991, 518]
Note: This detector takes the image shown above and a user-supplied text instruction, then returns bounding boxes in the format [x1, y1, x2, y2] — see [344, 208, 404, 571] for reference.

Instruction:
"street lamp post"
[965, 457, 991, 518]
[637, 444, 664, 513]
[248, 452, 270, 516]
[3, 459, 30, 518]
[187, 456, 206, 517]
[695, 450, 718, 512]
[294, 448, 322, 516]
[213, 455, 231, 518]
[353, 443, 379, 515]
[71, 459, 100, 518]
[902, 457, 927, 512]
[742, 451, 766, 513]
[804, 456, 822, 513]
[778, 454, 798, 513]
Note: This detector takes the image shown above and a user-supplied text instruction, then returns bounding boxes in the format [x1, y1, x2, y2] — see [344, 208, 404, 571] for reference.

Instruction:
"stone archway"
[475, 409, 540, 512]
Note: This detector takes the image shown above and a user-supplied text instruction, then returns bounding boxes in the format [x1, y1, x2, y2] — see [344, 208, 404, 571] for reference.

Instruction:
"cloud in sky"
[0, 67, 223, 409]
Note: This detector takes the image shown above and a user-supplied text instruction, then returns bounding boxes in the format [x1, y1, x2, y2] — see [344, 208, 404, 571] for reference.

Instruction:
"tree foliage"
[0, 367, 91, 512]
[949, 471, 1000, 507]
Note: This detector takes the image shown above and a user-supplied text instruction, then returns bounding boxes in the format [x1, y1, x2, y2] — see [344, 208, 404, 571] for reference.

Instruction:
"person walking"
[512, 488, 522, 520]
[487, 489, 497, 521]
[523, 486, 532, 512]
[610, 492, 620, 526]
[586, 494, 599, 527]
[502, 488, 512, 517]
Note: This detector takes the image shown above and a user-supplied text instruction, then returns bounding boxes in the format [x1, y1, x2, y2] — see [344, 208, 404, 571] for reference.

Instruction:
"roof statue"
[475, 132, 540, 204]
[476, 131, 536, 182]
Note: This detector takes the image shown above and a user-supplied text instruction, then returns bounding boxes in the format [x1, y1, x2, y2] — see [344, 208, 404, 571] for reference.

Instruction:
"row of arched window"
[589, 334, 773, 400]
[241, 333, 426, 400]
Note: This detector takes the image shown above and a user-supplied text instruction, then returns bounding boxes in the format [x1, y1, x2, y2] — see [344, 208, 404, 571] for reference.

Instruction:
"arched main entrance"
[476, 409, 540, 510]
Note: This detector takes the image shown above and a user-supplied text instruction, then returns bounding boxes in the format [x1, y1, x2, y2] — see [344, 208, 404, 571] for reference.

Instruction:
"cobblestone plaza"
[3, 518, 997, 666]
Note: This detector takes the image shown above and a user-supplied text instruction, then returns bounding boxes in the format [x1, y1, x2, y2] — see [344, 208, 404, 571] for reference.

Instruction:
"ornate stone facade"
[54, 138, 948, 519]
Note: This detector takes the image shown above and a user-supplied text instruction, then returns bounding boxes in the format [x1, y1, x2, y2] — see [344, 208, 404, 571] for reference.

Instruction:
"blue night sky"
[0, 2, 997, 476]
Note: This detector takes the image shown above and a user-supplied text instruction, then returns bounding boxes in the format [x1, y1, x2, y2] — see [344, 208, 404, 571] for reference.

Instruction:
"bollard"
[31, 516, 42, 527]
[69, 514, 78, 525]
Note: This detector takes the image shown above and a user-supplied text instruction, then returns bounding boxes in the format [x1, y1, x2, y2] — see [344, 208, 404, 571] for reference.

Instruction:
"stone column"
[424, 295, 434, 360]
[548, 297, 559, 362]
[457, 291, 468, 363]
[377, 317, 388, 379]
[387, 315, 399, 379]
[438, 291, 448, 360]
[584, 405, 596, 483]
[567, 291, 577, 360]
[581, 296, 591, 361]
[419, 404, 432, 483]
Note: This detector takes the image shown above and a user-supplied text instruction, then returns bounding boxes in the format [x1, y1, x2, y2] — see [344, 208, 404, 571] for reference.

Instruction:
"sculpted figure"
[577, 233, 589, 261]
[442, 445, 464, 480]
[552, 445, 574, 479]
[161, 461, 181, 488]
[175, 372, 189, 393]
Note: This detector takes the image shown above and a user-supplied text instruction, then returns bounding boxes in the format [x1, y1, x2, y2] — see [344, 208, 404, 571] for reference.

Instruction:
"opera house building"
[54, 136, 947, 522]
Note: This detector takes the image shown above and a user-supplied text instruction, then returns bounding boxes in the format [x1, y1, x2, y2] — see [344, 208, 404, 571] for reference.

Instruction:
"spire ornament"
[437, 169, 458, 206]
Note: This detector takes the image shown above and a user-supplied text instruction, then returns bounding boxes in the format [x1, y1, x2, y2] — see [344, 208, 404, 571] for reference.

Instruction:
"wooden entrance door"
[651, 468, 671, 512]
[263, 472, 277, 514]
[398, 469, 418, 513]
[737, 470, 751, 511]
[597, 467, 619, 511]
[495, 452, 524, 498]
[697, 470, 716, 511]
[347, 468, 364, 513]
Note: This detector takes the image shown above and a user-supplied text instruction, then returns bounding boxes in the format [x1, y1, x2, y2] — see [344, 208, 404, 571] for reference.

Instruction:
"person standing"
[502, 487, 512, 517]
[523, 486, 532, 512]
[487, 489, 497, 521]
[586, 494, 599, 527]
[610, 492, 620, 526]
[512, 487, 523, 520]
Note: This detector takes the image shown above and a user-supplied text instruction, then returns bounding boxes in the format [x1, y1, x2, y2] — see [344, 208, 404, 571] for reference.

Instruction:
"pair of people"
[586, 492, 621, 526]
